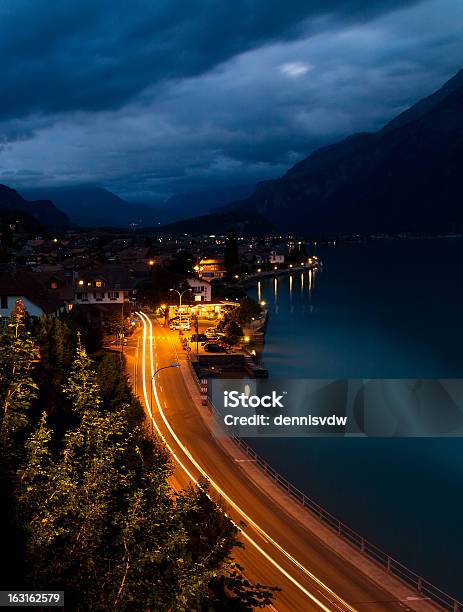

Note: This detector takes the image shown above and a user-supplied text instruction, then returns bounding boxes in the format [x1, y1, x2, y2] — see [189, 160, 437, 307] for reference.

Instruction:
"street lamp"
[169, 288, 189, 325]
[150, 363, 180, 429]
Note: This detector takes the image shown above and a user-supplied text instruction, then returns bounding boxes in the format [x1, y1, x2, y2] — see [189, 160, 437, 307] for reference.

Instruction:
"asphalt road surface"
[128, 312, 436, 612]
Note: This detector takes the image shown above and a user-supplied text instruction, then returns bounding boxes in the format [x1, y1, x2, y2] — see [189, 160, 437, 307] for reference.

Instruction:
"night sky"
[1, 0, 462, 203]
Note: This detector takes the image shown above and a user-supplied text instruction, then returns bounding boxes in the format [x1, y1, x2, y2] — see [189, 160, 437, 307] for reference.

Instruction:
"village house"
[186, 277, 212, 302]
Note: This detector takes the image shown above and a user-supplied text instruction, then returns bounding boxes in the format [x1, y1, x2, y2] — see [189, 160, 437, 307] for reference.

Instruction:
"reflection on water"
[248, 239, 463, 599]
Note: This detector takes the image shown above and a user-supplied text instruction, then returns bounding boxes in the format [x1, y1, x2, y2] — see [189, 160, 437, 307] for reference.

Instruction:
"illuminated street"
[127, 312, 439, 612]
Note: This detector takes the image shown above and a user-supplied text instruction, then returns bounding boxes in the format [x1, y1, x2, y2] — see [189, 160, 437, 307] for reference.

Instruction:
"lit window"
[95, 280, 102, 287]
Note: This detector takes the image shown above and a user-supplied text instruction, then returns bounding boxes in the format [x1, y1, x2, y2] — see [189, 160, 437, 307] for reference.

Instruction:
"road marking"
[137, 312, 357, 612]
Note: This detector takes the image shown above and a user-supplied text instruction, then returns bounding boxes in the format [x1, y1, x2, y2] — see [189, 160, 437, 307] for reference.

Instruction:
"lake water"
[247, 238, 463, 600]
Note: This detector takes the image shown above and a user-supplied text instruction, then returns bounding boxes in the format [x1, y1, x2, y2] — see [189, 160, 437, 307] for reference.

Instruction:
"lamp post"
[150, 363, 180, 433]
[169, 288, 189, 326]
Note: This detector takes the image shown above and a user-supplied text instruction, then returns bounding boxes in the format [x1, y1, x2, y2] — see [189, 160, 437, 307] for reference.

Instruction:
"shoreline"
[177, 341, 446, 612]
[237, 263, 318, 288]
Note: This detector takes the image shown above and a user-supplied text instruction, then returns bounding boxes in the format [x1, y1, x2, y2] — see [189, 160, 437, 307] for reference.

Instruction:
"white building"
[73, 266, 134, 305]
[187, 278, 211, 302]
[0, 271, 66, 324]
[1, 295, 53, 320]
[268, 251, 285, 264]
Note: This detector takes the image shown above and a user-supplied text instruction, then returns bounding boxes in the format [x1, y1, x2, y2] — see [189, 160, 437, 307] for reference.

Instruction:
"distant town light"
[244, 336, 250, 343]
[194, 265, 200, 271]
[260, 300, 266, 306]
[289, 264, 293, 268]
[148, 259, 155, 266]
[274, 266, 278, 270]
[234, 274, 239, 279]
[257, 268, 262, 273]
[78, 280, 84, 285]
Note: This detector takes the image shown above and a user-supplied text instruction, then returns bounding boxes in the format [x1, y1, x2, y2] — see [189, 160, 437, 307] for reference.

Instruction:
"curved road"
[131, 311, 432, 612]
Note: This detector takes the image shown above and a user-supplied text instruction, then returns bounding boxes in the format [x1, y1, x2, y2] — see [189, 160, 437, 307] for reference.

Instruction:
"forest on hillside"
[0, 301, 276, 610]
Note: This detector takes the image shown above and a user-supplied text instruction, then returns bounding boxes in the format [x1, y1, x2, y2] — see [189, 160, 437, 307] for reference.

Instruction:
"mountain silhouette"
[173, 68, 463, 237]
[0, 184, 70, 226]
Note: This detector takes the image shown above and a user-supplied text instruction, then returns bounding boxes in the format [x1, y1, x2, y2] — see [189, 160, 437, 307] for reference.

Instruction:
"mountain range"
[0, 184, 70, 226]
[161, 67, 463, 237]
[3, 68, 462, 236]
[20, 186, 160, 228]
[159, 184, 256, 223]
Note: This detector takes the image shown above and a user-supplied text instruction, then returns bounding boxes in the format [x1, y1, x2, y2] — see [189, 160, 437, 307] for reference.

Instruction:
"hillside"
[149, 209, 276, 236]
[160, 184, 256, 223]
[185, 68, 463, 237]
[22, 186, 160, 228]
[0, 184, 70, 226]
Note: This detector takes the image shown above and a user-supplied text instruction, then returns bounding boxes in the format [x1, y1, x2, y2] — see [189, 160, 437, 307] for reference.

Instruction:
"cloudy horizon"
[1, 0, 462, 204]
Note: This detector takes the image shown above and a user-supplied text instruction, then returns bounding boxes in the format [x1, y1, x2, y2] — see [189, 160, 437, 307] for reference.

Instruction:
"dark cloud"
[0, 0, 462, 202]
[0, 0, 419, 118]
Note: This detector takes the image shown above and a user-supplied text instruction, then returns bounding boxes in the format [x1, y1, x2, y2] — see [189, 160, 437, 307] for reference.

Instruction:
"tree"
[235, 297, 262, 326]
[62, 333, 102, 415]
[0, 300, 39, 454]
[136, 268, 179, 309]
[106, 310, 131, 341]
[13, 332, 278, 610]
[34, 316, 75, 425]
[18, 412, 52, 509]
[224, 230, 239, 277]
[97, 354, 144, 428]
[223, 320, 243, 345]
[168, 250, 194, 275]
[0, 301, 40, 588]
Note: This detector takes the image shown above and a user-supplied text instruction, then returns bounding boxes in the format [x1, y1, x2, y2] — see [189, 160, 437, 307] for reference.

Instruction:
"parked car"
[202, 336, 219, 344]
[206, 330, 222, 339]
[190, 333, 208, 342]
[170, 321, 190, 330]
[204, 343, 227, 353]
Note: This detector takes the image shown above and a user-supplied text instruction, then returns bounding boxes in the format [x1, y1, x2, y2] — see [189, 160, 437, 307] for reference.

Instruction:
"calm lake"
[247, 238, 463, 600]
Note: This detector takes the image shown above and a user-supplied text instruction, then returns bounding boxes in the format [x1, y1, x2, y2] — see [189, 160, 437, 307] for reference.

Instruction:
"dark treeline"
[0, 301, 277, 610]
